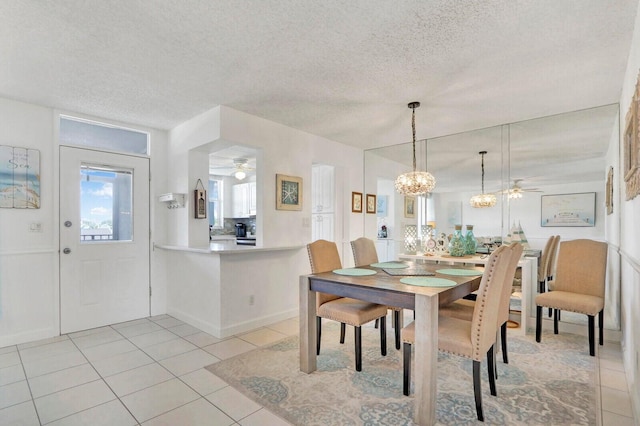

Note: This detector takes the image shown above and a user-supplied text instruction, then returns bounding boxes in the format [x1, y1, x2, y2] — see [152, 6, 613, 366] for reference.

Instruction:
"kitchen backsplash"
[211, 218, 256, 236]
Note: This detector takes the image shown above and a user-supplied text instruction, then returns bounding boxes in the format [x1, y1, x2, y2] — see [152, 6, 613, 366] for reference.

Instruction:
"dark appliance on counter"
[235, 223, 246, 237]
[236, 236, 256, 246]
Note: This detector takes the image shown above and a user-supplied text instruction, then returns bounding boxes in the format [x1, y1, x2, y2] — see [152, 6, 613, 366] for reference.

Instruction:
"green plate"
[400, 277, 457, 287]
[436, 268, 483, 276]
[370, 262, 409, 269]
[332, 268, 377, 276]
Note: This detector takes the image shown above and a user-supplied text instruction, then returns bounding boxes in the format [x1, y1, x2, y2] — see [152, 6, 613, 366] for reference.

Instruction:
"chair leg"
[535, 305, 542, 343]
[379, 316, 387, 356]
[374, 318, 379, 329]
[316, 317, 322, 355]
[548, 307, 552, 317]
[539, 280, 545, 293]
[340, 323, 346, 344]
[355, 326, 362, 371]
[553, 309, 559, 334]
[588, 315, 595, 356]
[403, 342, 411, 396]
[394, 310, 401, 350]
[599, 310, 604, 346]
[487, 345, 497, 396]
[501, 321, 508, 364]
[473, 360, 484, 421]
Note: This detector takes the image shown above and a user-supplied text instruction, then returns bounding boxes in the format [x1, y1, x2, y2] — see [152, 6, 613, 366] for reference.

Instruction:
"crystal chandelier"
[469, 151, 497, 208]
[394, 102, 436, 196]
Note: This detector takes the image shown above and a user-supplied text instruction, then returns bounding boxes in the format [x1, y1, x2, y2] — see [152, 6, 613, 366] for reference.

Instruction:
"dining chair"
[535, 239, 608, 356]
[401, 245, 513, 421]
[438, 242, 523, 369]
[546, 235, 561, 317]
[307, 239, 388, 371]
[350, 237, 402, 350]
[537, 235, 555, 294]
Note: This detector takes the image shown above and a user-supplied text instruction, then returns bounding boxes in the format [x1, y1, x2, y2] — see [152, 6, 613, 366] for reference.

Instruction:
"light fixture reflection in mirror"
[234, 170, 246, 180]
[470, 151, 497, 208]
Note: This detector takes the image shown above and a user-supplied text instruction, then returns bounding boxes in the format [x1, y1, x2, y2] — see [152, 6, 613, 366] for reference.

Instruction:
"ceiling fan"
[210, 158, 255, 180]
[502, 179, 543, 199]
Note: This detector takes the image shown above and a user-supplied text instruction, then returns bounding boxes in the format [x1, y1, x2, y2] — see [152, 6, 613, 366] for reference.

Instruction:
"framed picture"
[366, 194, 376, 214]
[276, 174, 302, 211]
[351, 192, 363, 213]
[404, 196, 415, 218]
[376, 195, 388, 216]
[541, 192, 596, 227]
[606, 166, 613, 215]
[624, 70, 640, 200]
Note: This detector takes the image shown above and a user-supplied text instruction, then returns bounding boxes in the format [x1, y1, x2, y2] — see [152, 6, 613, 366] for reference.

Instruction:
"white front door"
[60, 146, 150, 334]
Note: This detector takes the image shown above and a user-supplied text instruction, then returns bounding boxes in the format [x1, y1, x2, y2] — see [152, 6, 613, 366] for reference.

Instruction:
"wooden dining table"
[299, 262, 483, 425]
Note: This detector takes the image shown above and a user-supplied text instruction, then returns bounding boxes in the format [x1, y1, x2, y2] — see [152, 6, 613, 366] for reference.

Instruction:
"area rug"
[205, 323, 595, 425]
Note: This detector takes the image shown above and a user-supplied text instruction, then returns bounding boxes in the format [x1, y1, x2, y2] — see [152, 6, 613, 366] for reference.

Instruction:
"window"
[209, 177, 224, 228]
[60, 116, 149, 156]
[80, 165, 133, 242]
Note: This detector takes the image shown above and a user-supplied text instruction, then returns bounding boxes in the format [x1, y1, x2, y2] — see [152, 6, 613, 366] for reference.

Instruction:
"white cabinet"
[312, 214, 334, 241]
[232, 182, 256, 218]
[311, 165, 334, 213]
[375, 239, 400, 262]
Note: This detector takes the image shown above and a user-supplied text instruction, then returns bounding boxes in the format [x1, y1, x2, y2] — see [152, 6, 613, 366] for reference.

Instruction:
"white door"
[60, 147, 150, 334]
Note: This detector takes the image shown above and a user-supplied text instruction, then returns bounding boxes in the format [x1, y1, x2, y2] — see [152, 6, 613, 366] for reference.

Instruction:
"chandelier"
[469, 151, 497, 208]
[394, 102, 436, 196]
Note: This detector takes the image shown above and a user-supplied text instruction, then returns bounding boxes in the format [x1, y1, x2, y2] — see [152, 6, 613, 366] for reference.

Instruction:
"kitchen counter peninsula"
[156, 243, 307, 338]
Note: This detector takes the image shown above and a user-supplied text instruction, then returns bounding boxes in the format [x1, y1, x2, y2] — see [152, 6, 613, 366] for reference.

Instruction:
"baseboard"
[166, 307, 299, 339]
[219, 309, 299, 338]
[0, 326, 59, 348]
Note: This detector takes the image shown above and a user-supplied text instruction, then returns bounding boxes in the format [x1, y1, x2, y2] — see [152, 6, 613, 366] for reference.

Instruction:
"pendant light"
[469, 151, 497, 208]
[394, 102, 436, 195]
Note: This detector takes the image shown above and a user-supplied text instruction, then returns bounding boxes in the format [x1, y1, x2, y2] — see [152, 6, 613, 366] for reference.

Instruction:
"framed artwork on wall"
[0, 145, 41, 209]
[276, 174, 302, 210]
[541, 192, 596, 227]
[624, 69, 640, 200]
[352, 192, 363, 213]
[366, 194, 376, 214]
[404, 196, 415, 218]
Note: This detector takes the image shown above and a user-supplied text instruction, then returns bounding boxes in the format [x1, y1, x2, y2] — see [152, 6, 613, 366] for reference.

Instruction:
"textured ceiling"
[1, 1, 637, 150]
[0, 1, 637, 192]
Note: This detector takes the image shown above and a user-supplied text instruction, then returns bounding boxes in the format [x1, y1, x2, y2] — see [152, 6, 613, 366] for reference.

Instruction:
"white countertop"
[154, 242, 303, 254]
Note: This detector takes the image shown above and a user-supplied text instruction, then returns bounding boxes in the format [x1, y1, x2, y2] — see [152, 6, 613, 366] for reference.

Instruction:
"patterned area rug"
[205, 323, 595, 425]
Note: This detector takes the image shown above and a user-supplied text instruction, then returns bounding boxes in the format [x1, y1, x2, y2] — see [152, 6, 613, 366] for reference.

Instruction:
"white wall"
[0, 97, 169, 346]
[166, 106, 364, 264]
[617, 3, 640, 418]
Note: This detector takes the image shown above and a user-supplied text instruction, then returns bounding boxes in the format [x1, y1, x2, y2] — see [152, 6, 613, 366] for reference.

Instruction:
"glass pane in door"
[80, 164, 133, 242]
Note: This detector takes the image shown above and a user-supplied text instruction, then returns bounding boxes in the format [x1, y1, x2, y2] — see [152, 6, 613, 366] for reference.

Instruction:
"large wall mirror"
[364, 103, 619, 328]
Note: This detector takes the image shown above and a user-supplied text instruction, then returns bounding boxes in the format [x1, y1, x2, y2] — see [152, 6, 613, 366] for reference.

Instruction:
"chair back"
[552, 239, 607, 298]
[307, 239, 343, 306]
[470, 245, 513, 359]
[546, 235, 561, 280]
[497, 242, 524, 325]
[350, 237, 379, 266]
[537, 236, 555, 282]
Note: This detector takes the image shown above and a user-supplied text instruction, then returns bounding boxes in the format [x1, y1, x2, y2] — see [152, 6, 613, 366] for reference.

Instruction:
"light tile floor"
[0, 314, 635, 425]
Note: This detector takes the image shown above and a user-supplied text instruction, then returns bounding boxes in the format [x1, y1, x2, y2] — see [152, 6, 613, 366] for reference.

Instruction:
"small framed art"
[404, 196, 415, 218]
[366, 194, 376, 214]
[352, 192, 363, 213]
[276, 174, 302, 211]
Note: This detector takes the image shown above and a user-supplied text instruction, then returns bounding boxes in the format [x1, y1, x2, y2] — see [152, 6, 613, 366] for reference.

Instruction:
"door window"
[80, 164, 133, 242]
